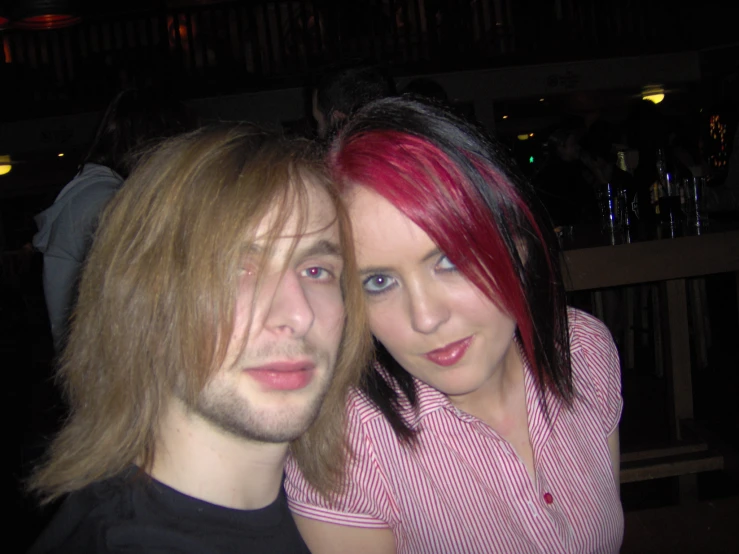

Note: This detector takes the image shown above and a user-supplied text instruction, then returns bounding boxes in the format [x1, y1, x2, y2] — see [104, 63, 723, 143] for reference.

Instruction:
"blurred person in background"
[624, 100, 670, 223]
[402, 77, 449, 104]
[581, 119, 634, 193]
[532, 118, 597, 226]
[312, 63, 395, 140]
[32, 88, 195, 352]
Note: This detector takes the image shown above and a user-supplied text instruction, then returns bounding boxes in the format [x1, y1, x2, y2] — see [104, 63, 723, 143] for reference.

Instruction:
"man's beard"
[187, 344, 333, 443]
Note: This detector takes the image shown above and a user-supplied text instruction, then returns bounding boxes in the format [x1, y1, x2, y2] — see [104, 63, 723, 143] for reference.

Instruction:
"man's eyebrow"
[239, 243, 265, 258]
[240, 239, 342, 262]
[299, 239, 342, 259]
[359, 247, 441, 277]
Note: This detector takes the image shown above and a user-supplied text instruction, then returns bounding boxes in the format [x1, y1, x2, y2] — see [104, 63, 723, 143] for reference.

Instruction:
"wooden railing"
[0, 0, 699, 121]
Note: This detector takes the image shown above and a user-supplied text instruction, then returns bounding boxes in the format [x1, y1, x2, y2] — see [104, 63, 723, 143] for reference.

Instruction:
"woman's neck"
[447, 341, 526, 428]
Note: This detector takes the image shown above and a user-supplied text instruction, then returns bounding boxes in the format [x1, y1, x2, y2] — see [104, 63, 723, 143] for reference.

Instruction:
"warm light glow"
[167, 14, 199, 50]
[15, 14, 81, 30]
[58, 153, 65, 157]
[517, 134, 529, 141]
[3, 36, 11, 63]
[539, 98, 545, 102]
[643, 93, 665, 104]
[502, 115, 509, 119]
[529, 132, 534, 137]
[708, 115, 728, 169]
[0, 154, 11, 175]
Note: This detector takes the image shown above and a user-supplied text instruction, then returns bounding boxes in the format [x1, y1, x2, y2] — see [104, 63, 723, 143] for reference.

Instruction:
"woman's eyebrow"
[421, 247, 442, 263]
[359, 247, 441, 277]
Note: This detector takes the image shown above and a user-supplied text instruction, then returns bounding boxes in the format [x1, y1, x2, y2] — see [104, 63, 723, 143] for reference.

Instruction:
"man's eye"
[302, 267, 333, 281]
[362, 274, 396, 295]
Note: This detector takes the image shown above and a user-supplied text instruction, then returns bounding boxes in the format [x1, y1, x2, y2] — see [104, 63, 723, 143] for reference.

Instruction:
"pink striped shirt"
[286, 308, 624, 553]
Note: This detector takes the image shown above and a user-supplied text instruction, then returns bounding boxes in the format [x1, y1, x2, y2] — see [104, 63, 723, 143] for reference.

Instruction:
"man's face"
[192, 182, 345, 444]
[558, 133, 580, 162]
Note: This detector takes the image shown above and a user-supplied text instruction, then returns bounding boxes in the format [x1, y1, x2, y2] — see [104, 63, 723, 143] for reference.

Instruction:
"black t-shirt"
[28, 469, 311, 553]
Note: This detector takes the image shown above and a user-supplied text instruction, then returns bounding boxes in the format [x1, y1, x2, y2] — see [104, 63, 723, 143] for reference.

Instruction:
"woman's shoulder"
[566, 307, 615, 355]
[565, 307, 620, 386]
[345, 386, 388, 428]
[565, 308, 623, 434]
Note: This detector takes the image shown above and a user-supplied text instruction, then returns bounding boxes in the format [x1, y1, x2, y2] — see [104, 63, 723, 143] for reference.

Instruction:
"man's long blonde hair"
[29, 125, 371, 503]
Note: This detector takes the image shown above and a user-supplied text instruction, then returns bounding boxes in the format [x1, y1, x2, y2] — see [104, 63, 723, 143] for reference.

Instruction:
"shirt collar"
[391, 339, 562, 439]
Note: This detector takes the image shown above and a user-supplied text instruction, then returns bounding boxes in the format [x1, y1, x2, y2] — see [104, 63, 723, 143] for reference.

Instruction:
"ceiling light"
[642, 84, 665, 104]
[0, 155, 12, 176]
[643, 93, 664, 104]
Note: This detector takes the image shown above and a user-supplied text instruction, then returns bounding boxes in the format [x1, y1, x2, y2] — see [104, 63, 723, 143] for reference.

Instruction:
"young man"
[28, 125, 370, 553]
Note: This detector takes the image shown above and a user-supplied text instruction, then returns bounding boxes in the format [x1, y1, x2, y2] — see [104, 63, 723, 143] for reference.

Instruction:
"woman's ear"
[514, 236, 529, 266]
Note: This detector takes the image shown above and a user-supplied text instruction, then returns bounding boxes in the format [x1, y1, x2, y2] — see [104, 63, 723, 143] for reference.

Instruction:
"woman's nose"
[406, 283, 450, 335]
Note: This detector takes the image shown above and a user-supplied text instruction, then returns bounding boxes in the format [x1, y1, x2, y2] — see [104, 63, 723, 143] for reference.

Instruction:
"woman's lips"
[423, 336, 473, 367]
[244, 360, 315, 390]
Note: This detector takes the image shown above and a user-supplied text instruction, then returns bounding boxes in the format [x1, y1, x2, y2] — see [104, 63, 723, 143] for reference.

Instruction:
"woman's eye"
[436, 255, 457, 272]
[301, 267, 334, 281]
[362, 274, 396, 294]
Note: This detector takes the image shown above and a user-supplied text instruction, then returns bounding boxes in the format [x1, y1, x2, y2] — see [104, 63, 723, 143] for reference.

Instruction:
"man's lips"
[423, 336, 473, 367]
[243, 360, 315, 390]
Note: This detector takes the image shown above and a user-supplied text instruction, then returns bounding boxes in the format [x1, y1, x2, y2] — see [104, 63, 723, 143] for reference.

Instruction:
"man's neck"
[149, 398, 288, 510]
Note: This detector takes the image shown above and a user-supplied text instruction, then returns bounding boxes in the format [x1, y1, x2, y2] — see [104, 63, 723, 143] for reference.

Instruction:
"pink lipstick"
[244, 360, 315, 390]
[423, 336, 473, 367]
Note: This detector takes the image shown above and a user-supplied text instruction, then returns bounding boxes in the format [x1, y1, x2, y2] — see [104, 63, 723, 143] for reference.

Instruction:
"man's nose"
[263, 271, 315, 337]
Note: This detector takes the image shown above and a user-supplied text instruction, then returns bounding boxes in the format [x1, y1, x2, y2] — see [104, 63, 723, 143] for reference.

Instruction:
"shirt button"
[543, 492, 554, 504]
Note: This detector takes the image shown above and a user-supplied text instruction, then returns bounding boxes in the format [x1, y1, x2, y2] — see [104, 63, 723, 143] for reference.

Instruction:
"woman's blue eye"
[362, 274, 396, 294]
[436, 255, 457, 271]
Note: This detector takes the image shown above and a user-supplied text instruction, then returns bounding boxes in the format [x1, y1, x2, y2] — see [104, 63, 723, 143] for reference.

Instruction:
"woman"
[285, 97, 623, 553]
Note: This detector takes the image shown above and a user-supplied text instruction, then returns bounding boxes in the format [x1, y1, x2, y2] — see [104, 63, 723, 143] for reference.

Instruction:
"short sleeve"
[569, 308, 623, 436]
[284, 396, 395, 529]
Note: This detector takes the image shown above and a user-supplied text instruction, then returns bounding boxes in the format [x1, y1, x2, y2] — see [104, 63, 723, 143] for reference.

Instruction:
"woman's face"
[346, 185, 518, 406]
